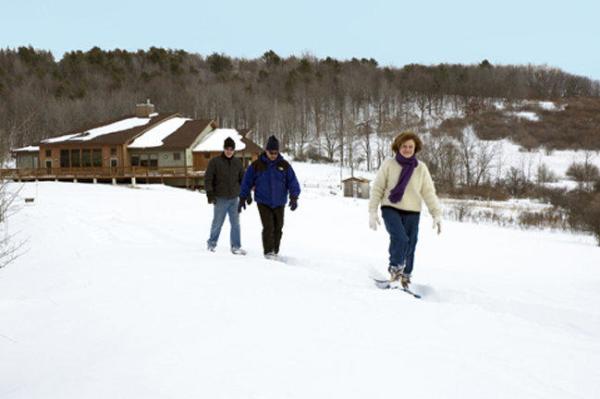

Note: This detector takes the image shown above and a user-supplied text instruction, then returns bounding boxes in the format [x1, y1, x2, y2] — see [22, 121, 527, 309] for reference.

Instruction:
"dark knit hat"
[224, 137, 235, 150]
[266, 135, 279, 151]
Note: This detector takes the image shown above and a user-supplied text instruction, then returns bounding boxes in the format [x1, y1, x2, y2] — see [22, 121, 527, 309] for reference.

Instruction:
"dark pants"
[381, 207, 420, 275]
[257, 204, 285, 255]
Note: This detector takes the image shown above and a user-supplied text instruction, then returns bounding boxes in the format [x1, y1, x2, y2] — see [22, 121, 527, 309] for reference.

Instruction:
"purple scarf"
[388, 153, 418, 203]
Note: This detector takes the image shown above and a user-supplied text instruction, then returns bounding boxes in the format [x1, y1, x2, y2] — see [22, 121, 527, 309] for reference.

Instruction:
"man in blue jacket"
[239, 135, 301, 260]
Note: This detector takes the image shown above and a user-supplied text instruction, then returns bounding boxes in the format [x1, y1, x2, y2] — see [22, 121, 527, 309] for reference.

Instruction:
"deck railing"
[0, 166, 204, 180]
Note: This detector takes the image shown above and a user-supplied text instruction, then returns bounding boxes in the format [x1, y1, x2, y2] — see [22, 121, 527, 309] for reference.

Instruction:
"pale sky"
[2, 0, 599, 80]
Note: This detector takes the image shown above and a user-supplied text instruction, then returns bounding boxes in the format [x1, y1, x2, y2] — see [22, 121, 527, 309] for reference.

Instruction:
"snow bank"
[1, 168, 599, 397]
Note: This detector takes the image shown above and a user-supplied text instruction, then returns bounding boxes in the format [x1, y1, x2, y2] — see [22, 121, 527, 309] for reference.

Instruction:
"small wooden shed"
[342, 177, 371, 199]
[12, 146, 40, 169]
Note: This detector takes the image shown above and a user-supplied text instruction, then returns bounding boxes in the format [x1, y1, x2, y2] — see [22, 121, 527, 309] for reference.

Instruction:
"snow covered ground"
[1, 163, 600, 398]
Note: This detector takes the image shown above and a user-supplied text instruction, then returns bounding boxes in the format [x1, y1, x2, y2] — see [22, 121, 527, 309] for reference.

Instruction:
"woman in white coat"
[369, 131, 442, 287]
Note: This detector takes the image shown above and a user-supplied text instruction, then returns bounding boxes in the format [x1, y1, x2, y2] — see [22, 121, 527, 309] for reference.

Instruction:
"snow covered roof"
[12, 145, 40, 153]
[193, 128, 247, 152]
[41, 116, 153, 144]
[128, 117, 191, 149]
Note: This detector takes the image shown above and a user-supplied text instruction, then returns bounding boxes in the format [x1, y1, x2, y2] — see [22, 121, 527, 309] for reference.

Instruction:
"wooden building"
[342, 177, 371, 199]
[12, 146, 40, 169]
[6, 101, 263, 188]
[38, 102, 175, 173]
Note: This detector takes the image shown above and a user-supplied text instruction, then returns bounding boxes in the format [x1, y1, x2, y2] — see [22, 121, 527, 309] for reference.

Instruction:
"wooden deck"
[0, 167, 206, 187]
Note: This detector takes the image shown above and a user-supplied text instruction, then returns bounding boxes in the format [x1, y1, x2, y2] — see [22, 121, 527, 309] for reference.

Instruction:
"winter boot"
[400, 273, 411, 289]
[207, 244, 216, 252]
[388, 264, 405, 282]
[264, 251, 278, 260]
[231, 247, 247, 256]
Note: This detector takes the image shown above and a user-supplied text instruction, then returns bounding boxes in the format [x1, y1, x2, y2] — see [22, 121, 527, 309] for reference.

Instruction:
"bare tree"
[0, 179, 24, 268]
[566, 152, 600, 190]
[455, 127, 499, 187]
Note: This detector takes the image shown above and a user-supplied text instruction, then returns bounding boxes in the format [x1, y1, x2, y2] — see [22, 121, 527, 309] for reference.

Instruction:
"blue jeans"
[207, 197, 241, 249]
[381, 207, 420, 275]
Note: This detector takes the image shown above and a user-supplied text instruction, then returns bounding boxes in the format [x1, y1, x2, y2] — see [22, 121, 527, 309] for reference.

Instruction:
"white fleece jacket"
[368, 158, 442, 218]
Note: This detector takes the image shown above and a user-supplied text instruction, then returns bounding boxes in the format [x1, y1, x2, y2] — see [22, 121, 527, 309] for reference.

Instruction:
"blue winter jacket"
[240, 153, 301, 208]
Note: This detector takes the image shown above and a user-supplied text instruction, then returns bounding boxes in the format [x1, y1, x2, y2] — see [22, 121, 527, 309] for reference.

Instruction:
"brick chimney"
[135, 99, 155, 117]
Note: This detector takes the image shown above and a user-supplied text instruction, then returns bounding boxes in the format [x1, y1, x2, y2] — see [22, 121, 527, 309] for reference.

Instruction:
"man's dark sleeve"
[204, 158, 216, 196]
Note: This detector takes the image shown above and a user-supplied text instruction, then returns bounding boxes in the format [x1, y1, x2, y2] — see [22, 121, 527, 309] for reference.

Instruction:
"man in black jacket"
[205, 137, 247, 255]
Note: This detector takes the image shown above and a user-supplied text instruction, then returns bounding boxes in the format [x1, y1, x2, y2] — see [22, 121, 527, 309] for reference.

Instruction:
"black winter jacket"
[204, 154, 245, 199]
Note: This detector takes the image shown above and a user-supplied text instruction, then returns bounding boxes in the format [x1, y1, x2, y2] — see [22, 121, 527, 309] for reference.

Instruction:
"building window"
[173, 152, 181, 161]
[131, 155, 140, 167]
[82, 149, 91, 167]
[110, 159, 118, 168]
[92, 149, 102, 167]
[60, 150, 70, 168]
[71, 149, 81, 167]
[149, 154, 158, 168]
[110, 147, 117, 156]
[45, 149, 51, 157]
[135, 153, 159, 168]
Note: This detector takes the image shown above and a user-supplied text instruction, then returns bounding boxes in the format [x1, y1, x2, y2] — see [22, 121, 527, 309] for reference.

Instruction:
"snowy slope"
[1, 164, 600, 398]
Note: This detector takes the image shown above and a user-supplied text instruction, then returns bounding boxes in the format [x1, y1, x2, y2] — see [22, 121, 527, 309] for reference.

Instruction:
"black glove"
[207, 193, 215, 204]
[238, 197, 247, 213]
[289, 197, 298, 211]
[246, 194, 252, 205]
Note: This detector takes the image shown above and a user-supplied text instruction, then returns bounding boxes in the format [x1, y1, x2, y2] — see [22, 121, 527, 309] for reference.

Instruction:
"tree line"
[1, 46, 599, 168]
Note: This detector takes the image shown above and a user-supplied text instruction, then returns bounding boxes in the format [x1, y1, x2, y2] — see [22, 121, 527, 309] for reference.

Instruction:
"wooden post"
[131, 177, 136, 186]
[112, 178, 116, 185]
[185, 165, 189, 189]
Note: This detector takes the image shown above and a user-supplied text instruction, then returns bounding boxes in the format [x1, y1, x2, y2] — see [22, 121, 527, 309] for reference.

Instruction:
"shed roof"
[12, 146, 40, 153]
[342, 177, 371, 183]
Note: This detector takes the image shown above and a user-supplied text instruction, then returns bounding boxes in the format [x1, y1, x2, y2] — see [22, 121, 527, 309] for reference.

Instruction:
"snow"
[42, 117, 152, 144]
[2, 159, 16, 168]
[193, 128, 247, 152]
[128, 117, 191, 149]
[490, 138, 600, 182]
[41, 132, 81, 144]
[12, 146, 40, 152]
[537, 101, 559, 111]
[441, 197, 553, 226]
[493, 100, 506, 110]
[1, 161, 600, 398]
[510, 111, 540, 121]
